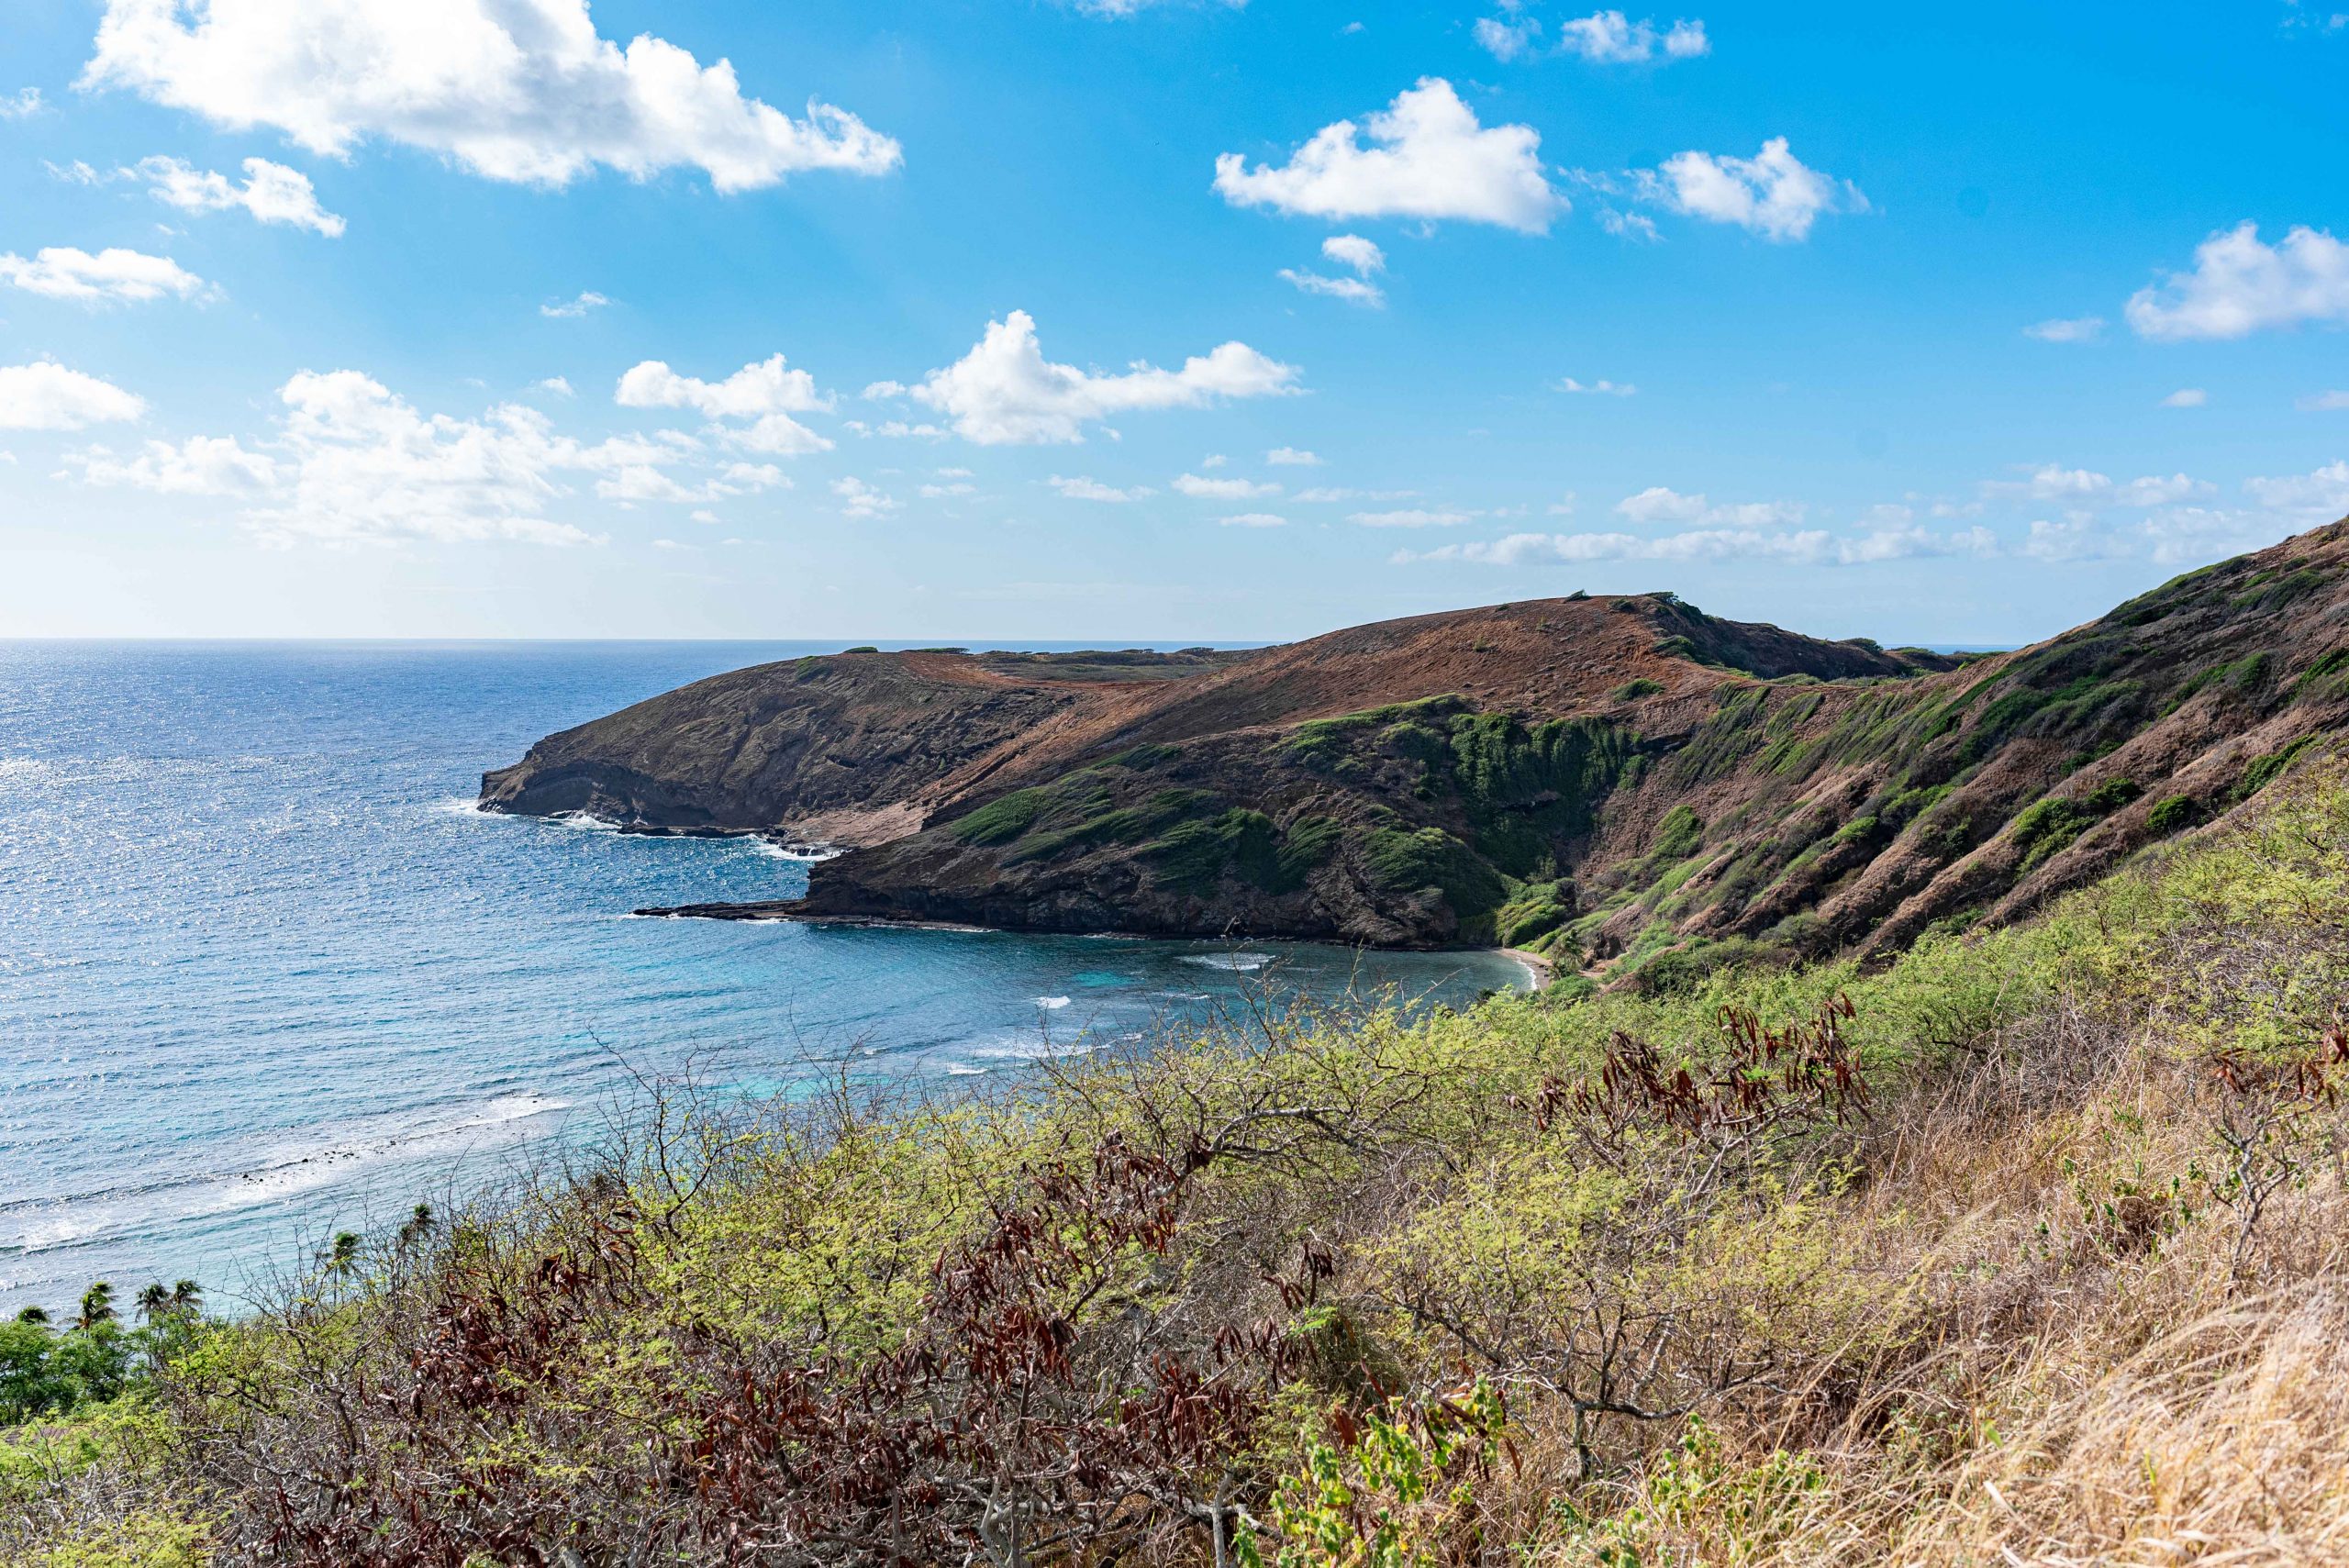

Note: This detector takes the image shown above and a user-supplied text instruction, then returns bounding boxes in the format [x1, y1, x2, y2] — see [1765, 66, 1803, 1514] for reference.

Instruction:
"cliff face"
[484, 522, 2349, 977]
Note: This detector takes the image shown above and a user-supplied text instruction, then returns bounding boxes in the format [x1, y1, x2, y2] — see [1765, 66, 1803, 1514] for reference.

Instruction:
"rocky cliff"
[484, 522, 2349, 983]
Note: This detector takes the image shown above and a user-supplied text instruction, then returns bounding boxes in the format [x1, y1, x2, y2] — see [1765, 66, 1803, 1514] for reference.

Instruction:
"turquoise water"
[0, 642, 1527, 1316]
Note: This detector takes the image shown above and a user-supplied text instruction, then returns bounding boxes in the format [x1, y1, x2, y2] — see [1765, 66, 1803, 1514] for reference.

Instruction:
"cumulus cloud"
[1475, 9, 1708, 63]
[0, 246, 208, 305]
[831, 475, 899, 518]
[1220, 512, 1286, 528]
[1213, 78, 1562, 232]
[132, 155, 343, 235]
[910, 310, 1299, 445]
[1557, 376, 1635, 395]
[1266, 446, 1322, 465]
[618, 353, 834, 455]
[541, 291, 610, 318]
[63, 435, 277, 494]
[1280, 268, 1384, 306]
[1295, 485, 1413, 503]
[1279, 231, 1388, 306]
[1395, 522, 1991, 567]
[1049, 474, 1152, 502]
[0, 88, 42, 118]
[1615, 485, 1802, 527]
[2298, 390, 2349, 410]
[0, 362, 147, 428]
[534, 377, 575, 396]
[80, 0, 902, 192]
[2024, 316, 2105, 343]
[2243, 459, 2349, 517]
[1320, 234, 1385, 274]
[2160, 387, 2208, 408]
[1981, 464, 2212, 506]
[918, 480, 974, 498]
[1638, 137, 1864, 241]
[1174, 473, 1279, 499]
[2126, 223, 2349, 340]
[1350, 507, 1475, 528]
[244, 371, 659, 545]
[72, 372, 779, 546]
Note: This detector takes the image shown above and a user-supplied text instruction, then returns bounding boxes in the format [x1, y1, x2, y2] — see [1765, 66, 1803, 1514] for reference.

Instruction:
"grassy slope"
[10, 762, 2349, 1565]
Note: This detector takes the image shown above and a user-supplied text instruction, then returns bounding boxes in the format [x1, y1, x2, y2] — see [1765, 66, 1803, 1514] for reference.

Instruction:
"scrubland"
[7, 768, 2347, 1567]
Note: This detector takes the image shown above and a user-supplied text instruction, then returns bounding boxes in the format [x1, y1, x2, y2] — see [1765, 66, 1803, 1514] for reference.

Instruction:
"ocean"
[0, 641, 1528, 1318]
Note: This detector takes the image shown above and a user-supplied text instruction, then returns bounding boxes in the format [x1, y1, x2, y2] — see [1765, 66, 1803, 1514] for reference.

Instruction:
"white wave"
[756, 842, 842, 862]
[1, 1093, 571, 1257]
[548, 809, 622, 832]
[1180, 952, 1272, 972]
[434, 795, 492, 818]
[1034, 995, 1072, 1009]
[941, 1063, 987, 1076]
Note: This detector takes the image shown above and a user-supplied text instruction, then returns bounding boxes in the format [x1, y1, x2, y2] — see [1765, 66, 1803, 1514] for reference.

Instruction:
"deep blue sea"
[0, 642, 1526, 1317]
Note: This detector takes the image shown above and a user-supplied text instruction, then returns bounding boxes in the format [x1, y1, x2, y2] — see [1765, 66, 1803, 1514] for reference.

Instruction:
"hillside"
[17, 765, 2349, 1564]
[484, 521, 2349, 977]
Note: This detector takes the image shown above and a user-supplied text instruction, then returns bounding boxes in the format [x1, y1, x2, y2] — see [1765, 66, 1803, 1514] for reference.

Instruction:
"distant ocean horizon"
[0, 639, 1528, 1318]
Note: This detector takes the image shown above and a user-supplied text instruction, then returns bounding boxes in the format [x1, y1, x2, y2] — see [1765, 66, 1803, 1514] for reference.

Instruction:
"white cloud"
[1983, 464, 2211, 506]
[2126, 224, 2349, 340]
[1266, 446, 1322, 465]
[1557, 11, 1709, 61]
[132, 155, 343, 235]
[595, 459, 781, 505]
[1174, 473, 1279, 499]
[2159, 387, 2208, 408]
[1295, 485, 1413, 503]
[2013, 517, 2116, 563]
[1395, 522, 1987, 567]
[910, 309, 1299, 444]
[1615, 485, 1802, 527]
[245, 371, 653, 545]
[1350, 507, 1475, 528]
[1213, 78, 1562, 232]
[81, 0, 902, 193]
[2243, 459, 2349, 517]
[861, 379, 909, 400]
[2116, 473, 2211, 506]
[1279, 268, 1385, 306]
[918, 481, 974, 498]
[831, 475, 900, 518]
[0, 362, 147, 429]
[1200, 453, 1229, 468]
[1475, 10, 1708, 63]
[0, 88, 42, 119]
[534, 377, 575, 397]
[2298, 390, 2349, 411]
[1557, 376, 1635, 395]
[1473, 13, 1542, 60]
[65, 436, 276, 494]
[617, 353, 828, 417]
[1288, 236, 1390, 304]
[1641, 138, 1863, 241]
[0, 246, 207, 305]
[1049, 473, 1152, 502]
[541, 291, 610, 319]
[1321, 234, 1385, 274]
[618, 353, 835, 455]
[1598, 207, 1661, 242]
[1220, 512, 1286, 528]
[2024, 316, 2106, 343]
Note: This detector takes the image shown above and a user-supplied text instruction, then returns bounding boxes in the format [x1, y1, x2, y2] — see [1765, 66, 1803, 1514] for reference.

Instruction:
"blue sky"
[1, 0, 2345, 644]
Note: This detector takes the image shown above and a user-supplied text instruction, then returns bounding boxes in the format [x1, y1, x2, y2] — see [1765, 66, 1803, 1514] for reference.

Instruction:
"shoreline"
[635, 903, 1552, 990]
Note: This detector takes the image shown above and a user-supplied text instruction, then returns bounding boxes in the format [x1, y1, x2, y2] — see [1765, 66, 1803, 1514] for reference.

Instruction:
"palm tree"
[169, 1280, 203, 1316]
[397, 1203, 436, 1247]
[328, 1231, 362, 1274]
[15, 1306, 48, 1327]
[75, 1281, 116, 1331]
[135, 1283, 171, 1324]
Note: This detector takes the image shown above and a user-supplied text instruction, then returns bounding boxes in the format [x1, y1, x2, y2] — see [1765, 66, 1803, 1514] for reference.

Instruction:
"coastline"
[636, 901, 1553, 990]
